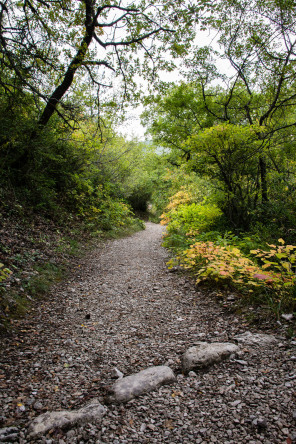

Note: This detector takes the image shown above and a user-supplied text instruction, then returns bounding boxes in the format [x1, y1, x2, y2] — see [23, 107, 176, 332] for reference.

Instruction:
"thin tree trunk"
[259, 155, 268, 202]
[38, 0, 95, 128]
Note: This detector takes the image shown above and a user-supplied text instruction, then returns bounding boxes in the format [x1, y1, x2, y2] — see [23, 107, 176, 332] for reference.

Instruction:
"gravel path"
[0, 222, 295, 443]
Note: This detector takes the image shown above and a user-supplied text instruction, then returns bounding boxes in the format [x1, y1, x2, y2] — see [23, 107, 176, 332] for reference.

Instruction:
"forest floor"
[0, 222, 295, 443]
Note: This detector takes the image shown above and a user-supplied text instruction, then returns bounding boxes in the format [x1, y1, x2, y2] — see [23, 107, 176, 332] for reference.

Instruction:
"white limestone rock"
[182, 342, 239, 373]
[28, 399, 106, 437]
[0, 427, 19, 442]
[106, 365, 176, 403]
[234, 331, 278, 346]
[110, 367, 124, 379]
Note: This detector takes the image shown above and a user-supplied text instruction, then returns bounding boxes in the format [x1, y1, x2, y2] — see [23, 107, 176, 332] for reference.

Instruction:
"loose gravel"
[0, 222, 295, 443]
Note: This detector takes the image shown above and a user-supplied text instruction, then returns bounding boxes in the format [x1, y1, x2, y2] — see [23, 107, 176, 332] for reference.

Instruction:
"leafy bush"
[172, 242, 260, 285]
[251, 239, 296, 278]
[167, 237, 296, 315]
[160, 186, 223, 253]
[250, 239, 296, 311]
[168, 202, 222, 234]
[97, 199, 135, 231]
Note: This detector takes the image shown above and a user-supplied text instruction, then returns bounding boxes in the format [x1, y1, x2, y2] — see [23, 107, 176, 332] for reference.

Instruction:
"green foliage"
[160, 181, 222, 231]
[162, 201, 222, 240]
[144, 45, 296, 231]
[148, 164, 214, 219]
[160, 185, 223, 252]
[0, 83, 149, 232]
[172, 203, 222, 234]
[119, 143, 160, 213]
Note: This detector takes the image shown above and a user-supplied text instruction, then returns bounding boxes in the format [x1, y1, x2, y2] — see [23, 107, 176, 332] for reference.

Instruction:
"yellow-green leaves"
[178, 241, 268, 287]
[250, 239, 296, 287]
[160, 188, 222, 236]
[0, 263, 12, 283]
[170, 237, 296, 314]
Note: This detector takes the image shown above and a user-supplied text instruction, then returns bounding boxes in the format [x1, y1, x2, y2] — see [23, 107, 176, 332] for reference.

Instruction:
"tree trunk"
[259, 155, 268, 202]
[38, 0, 95, 128]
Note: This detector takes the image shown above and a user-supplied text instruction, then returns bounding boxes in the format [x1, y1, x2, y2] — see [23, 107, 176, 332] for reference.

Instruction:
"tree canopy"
[0, 0, 198, 130]
[142, 0, 296, 229]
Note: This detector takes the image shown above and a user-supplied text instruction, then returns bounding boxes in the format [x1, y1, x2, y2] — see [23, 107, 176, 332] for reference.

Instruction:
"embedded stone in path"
[0, 427, 19, 442]
[106, 365, 176, 403]
[28, 399, 106, 437]
[234, 331, 278, 346]
[182, 342, 239, 373]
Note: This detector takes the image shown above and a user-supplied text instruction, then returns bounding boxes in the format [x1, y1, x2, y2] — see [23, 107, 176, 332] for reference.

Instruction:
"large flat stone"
[28, 399, 106, 437]
[106, 365, 176, 403]
[182, 342, 239, 373]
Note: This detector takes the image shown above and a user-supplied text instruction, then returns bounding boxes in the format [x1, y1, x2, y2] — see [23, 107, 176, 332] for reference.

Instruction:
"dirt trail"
[0, 222, 295, 443]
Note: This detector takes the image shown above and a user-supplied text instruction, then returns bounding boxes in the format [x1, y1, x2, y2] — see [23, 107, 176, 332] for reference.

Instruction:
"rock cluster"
[27, 343, 239, 438]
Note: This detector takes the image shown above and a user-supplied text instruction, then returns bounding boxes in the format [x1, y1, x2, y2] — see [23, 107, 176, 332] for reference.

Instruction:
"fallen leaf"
[164, 419, 174, 429]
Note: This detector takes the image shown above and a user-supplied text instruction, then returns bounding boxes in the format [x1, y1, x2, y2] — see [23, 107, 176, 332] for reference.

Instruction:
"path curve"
[0, 222, 295, 443]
